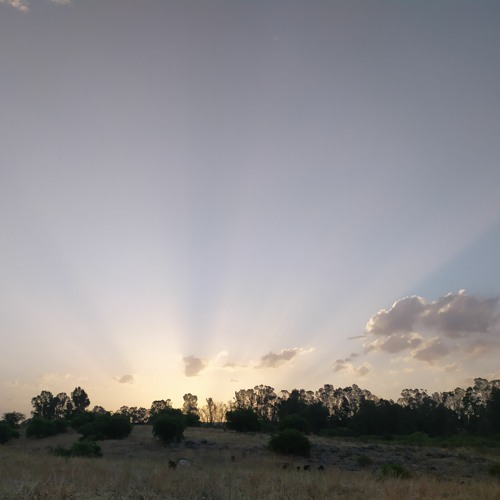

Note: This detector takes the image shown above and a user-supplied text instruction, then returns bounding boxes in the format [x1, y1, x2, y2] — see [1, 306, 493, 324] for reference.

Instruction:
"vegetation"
[26, 417, 67, 438]
[0, 422, 19, 444]
[50, 440, 102, 458]
[152, 413, 186, 444]
[76, 413, 132, 441]
[226, 408, 261, 432]
[380, 463, 411, 479]
[268, 429, 311, 457]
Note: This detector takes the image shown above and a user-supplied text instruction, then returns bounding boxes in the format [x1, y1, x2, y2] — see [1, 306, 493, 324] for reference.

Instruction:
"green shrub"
[489, 463, 500, 477]
[268, 429, 311, 457]
[152, 414, 186, 444]
[225, 409, 261, 432]
[381, 463, 411, 479]
[25, 417, 67, 438]
[0, 422, 19, 444]
[51, 440, 102, 458]
[278, 414, 311, 434]
[356, 454, 373, 467]
[78, 414, 132, 440]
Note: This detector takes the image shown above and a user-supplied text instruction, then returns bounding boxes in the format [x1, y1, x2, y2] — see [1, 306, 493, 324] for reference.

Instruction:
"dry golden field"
[1, 426, 499, 499]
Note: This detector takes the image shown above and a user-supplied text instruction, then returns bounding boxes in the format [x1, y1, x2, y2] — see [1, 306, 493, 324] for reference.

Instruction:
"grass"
[1, 426, 499, 499]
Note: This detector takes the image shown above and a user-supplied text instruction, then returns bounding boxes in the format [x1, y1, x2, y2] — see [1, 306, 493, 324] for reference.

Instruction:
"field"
[1, 426, 500, 499]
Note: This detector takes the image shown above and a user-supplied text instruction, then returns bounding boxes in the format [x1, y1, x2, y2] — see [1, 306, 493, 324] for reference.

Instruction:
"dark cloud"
[257, 348, 310, 368]
[364, 291, 500, 363]
[115, 374, 134, 384]
[183, 356, 207, 377]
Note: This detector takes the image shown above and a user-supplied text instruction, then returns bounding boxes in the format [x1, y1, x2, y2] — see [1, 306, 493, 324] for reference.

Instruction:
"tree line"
[1, 378, 500, 445]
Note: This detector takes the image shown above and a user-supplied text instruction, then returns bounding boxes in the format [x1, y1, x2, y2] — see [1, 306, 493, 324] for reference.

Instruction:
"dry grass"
[1, 427, 499, 499]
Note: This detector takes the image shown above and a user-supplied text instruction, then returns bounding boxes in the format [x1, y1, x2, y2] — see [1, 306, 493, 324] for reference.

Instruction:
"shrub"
[25, 417, 68, 438]
[381, 463, 411, 479]
[268, 429, 311, 457]
[152, 414, 186, 445]
[0, 422, 19, 444]
[78, 414, 132, 440]
[489, 463, 500, 477]
[279, 414, 311, 434]
[225, 408, 261, 432]
[185, 413, 201, 427]
[356, 455, 373, 467]
[51, 440, 102, 458]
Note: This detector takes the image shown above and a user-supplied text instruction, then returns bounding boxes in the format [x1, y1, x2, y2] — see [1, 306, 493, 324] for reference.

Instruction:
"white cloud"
[332, 356, 371, 377]
[364, 291, 500, 364]
[0, 0, 70, 12]
[0, 0, 28, 12]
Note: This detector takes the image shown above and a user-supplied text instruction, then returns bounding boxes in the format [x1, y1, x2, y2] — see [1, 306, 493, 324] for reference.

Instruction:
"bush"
[381, 463, 411, 479]
[279, 414, 311, 434]
[356, 455, 373, 467]
[78, 414, 132, 440]
[185, 413, 201, 427]
[268, 429, 311, 457]
[26, 417, 67, 438]
[152, 414, 186, 445]
[489, 463, 500, 477]
[0, 422, 19, 444]
[225, 409, 261, 432]
[51, 440, 102, 458]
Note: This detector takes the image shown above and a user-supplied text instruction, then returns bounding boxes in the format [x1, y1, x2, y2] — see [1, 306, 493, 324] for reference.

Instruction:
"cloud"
[0, 0, 28, 12]
[114, 374, 134, 385]
[257, 347, 313, 369]
[0, 0, 70, 12]
[183, 355, 207, 377]
[332, 354, 371, 377]
[364, 291, 500, 364]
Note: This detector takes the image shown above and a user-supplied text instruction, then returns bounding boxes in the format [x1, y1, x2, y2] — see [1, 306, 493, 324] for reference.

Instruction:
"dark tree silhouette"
[71, 387, 90, 415]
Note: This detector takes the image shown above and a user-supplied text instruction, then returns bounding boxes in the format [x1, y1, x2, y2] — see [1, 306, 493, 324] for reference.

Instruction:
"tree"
[71, 387, 90, 415]
[486, 387, 500, 433]
[54, 392, 74, 420]
[183, 393, 199, 415]
[226, 408, 261, 432]
[2, 411, 25, 429]
[31, 391, 57, 420]
[152, 414, 186, 444]
[149, 400, 172, 422]
[77, 414, 132, 440]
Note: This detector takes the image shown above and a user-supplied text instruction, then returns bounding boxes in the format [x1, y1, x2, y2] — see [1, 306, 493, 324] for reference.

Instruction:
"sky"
[1, 0, 500, 416]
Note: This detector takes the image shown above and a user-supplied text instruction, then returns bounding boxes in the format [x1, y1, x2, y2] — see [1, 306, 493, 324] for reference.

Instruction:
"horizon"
[1, 0, 500, 416]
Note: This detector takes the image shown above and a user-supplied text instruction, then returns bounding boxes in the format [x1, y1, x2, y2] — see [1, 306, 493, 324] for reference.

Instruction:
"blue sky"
[1, 0, 500, 415]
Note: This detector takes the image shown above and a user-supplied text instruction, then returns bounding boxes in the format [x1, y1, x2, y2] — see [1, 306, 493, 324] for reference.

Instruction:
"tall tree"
[71, 387, 90, 415]
[31, 390, 57, 420]
[182, 393, 199, 415]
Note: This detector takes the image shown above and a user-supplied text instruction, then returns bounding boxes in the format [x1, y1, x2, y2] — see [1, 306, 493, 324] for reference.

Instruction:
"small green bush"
[152, 415, 186, 444]
[268, 429, 311, 457]
[51, 440, 102, 458]
[381, 463, 411, 479]
[0, 422, 19, 444]
[356, 454, 373, 467]
[488, 463, 500, 477]
[25, 417, 68, 438]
